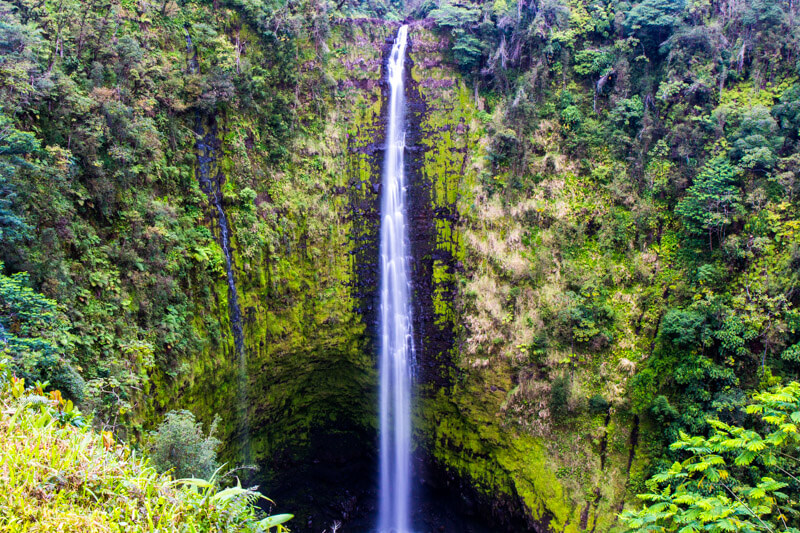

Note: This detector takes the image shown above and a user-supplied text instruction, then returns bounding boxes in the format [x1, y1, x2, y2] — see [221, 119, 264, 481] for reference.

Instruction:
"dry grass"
[464, 273, 508, 355]
[503, 379, 551, 436]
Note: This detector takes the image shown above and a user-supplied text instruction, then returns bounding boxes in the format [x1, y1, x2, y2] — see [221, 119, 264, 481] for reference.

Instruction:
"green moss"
[136, 21, 396, 478]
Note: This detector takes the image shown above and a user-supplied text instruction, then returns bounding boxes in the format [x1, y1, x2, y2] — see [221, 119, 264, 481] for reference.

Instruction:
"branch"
[774, 463, 800, 486]
[720, 481, 775, 533]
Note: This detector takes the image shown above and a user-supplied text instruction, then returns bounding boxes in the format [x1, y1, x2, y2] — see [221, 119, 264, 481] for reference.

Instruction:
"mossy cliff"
[0, 2, 645, 529]
[146, 20, 399, 525]
[157, 19, 642, 532]
[402, 24, 645, 533]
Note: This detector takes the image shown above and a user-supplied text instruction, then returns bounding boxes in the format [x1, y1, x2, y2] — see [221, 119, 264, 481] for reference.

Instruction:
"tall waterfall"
[194, 119, 250, 465]
[378, 24, 414, 533]
[187, 25, 250, 464]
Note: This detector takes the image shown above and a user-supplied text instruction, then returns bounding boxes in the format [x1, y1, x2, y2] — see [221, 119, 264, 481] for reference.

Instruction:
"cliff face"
[402, 25, 637, 533]
[307, 21, 636, 532]
[154, 19, 397, 526]
[0, 2, 634, 529]
[176, 18, 627, 530]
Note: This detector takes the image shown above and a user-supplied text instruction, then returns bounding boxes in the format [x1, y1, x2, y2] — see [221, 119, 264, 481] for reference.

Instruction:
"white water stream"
[378, 24, 414, 533]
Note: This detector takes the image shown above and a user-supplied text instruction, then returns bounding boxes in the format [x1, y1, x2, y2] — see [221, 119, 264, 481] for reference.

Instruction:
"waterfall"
[184, 27, 198, 74]
[213, 192, 251, 464]
[186, 21, 250, 468]
[195, 118, 251, 465]
[378, 24, 414, 533]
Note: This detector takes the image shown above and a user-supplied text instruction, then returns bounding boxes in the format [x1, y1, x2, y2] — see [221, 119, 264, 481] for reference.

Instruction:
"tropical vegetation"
[3, 0, 800, 530]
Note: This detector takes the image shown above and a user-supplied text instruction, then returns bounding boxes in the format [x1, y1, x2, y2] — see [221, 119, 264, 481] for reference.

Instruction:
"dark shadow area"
[263, 444, 504, 533]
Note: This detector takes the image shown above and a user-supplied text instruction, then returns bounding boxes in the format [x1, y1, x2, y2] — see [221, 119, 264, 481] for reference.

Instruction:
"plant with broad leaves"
[620, 382, 800, 532]
[174, 467, 293, 532]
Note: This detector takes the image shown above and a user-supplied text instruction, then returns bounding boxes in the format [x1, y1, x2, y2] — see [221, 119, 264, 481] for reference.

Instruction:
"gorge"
[3, 1, 800, 532]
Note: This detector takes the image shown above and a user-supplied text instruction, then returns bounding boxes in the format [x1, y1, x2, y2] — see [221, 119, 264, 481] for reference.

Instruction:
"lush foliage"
[0, 265, 83, 400]
[0, 361, 291, 532]
[4, 0, 800, 528]
[0, 0, 381, 525]
[621, 381, 800, 532]
[424, 0, 800, 527]
[150, 409, 222, 480]
[0, 0, 356, 436]
[675, 157, 742, 249]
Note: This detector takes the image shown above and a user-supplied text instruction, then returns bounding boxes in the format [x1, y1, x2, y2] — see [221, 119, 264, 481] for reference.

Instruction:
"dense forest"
[2, 0, 800, 531]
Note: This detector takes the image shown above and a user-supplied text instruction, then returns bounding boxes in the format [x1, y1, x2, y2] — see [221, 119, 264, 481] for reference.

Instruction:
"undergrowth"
[0, 360, 291, 532]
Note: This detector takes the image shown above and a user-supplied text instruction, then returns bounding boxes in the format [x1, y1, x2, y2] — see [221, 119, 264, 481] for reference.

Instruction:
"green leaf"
[211, 486, 251, 503]
[172, 478, 214, 489]
[257, 513, 294, 528]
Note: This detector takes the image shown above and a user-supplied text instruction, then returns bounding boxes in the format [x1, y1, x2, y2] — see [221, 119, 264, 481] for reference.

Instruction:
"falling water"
[184, 27, 198, 74]
[185, 23, 250, 464]
[213, 192, 251, 464]
[195, 118, 251, 465]
[378, 24, 414, 533]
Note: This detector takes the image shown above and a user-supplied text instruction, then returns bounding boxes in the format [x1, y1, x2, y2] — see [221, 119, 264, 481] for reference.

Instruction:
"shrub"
[550, 374, 571, 420]
[150, 409, 221, 479]
[659, 308, 707, 348]
[573, 49, 614, 77]
[588, 394, 610, 415]
[731, 106, 783, 170]
[0, 267, 84, 401]
[649, 394, 678, 425]
[560, 105, 583, 129]
[558, 286, 616, 350]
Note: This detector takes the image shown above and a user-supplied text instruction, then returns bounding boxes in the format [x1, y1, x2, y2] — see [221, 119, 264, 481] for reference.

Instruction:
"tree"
[558, 285, 615, 350]
[731, 106, 784, 171]
[0, 110, 36, 244]
[452, 30, 483, 70]
[625, 0, 686, 50]
[621, 382, 800, 532]
[0, 265, 83, 400]
[0, 2, 47, 113]
[573, 49, 614, 77]
[676, 157, 742, 250]
[429, 1, 481, 29]
[150, 410, 221, 480]
[429, 1, 484, 72]
[773, 84, 800, 141]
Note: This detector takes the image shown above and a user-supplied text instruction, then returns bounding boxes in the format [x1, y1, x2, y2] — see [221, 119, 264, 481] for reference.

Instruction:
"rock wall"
[145, 21, 397, 527]
[405, 24, 639, 533]
[150, 18, 635, 532]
